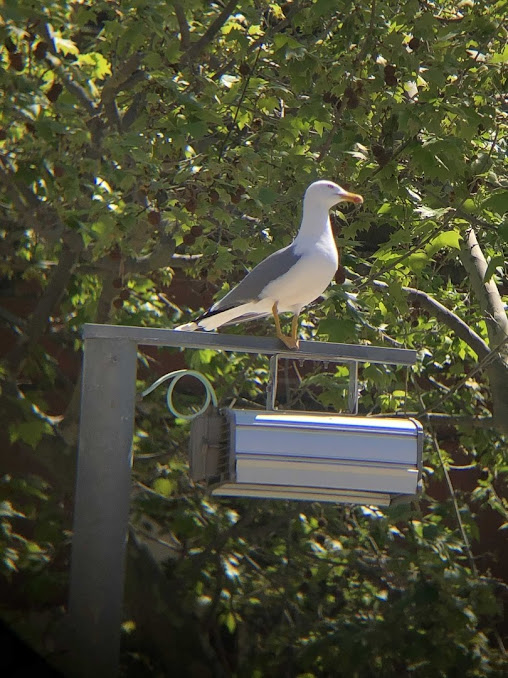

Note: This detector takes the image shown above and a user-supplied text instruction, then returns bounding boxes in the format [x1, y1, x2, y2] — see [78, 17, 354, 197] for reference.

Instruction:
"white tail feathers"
[176, 300, 272, 333]
[195, 302, 261, 331]
[174, 321, 198, 331]
[175, 302, 262, 333]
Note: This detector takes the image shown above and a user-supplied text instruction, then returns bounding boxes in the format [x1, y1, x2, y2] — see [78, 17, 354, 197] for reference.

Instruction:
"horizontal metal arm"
[82, 324, 417, 366]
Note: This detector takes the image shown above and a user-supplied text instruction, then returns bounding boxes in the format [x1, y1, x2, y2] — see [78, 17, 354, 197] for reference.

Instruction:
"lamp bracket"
[266, 353, 359, 414]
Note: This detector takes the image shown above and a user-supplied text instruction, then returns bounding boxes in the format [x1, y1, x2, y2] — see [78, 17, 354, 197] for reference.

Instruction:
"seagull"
[175, 180, 363, 349]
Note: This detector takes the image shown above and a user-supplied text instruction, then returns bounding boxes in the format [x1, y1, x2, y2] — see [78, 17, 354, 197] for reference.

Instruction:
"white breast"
[260, 240, 338, 312]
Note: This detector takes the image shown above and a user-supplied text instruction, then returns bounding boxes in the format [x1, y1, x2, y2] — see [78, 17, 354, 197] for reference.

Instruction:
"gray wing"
[208, 243, 301, 314]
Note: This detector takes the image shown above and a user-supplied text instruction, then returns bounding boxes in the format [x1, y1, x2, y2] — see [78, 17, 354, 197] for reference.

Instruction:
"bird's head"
[305, 180, 363, 208]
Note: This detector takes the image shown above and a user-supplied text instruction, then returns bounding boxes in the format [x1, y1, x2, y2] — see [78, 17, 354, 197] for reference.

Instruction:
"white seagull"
[176, 180, 363, 349]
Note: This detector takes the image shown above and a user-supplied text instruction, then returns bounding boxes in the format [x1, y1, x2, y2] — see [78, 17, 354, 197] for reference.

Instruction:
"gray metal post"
[348, 361, 359, 414]
[266, 354, 280, 410]
[68, 337, 137, 677]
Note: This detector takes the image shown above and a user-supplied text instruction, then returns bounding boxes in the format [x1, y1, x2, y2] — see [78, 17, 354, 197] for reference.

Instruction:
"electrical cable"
[140, 370, 218, 420]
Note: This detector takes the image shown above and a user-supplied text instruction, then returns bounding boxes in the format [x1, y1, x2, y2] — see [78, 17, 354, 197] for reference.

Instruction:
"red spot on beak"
[343, 191, 363, 204]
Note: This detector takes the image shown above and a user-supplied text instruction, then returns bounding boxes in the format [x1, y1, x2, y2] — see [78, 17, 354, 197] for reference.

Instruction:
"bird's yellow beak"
[341, 190, 363, 204]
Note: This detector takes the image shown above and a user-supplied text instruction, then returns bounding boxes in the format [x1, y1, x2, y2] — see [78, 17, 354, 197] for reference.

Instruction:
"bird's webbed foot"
[278, 334, 300, 350]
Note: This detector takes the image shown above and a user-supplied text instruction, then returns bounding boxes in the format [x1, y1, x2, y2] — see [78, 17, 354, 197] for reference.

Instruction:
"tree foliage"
[0, 0, 507, 675]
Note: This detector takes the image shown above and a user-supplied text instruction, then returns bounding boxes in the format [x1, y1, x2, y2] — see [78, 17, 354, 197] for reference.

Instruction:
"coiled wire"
[140, 370, 218, 420]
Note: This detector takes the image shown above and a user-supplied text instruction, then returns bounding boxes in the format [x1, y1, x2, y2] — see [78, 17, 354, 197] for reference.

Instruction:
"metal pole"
[348, 361, 359, 414]
[68, 337, 137, 677]
[82, 323, 417, 366]
[266, 354, 280, 410]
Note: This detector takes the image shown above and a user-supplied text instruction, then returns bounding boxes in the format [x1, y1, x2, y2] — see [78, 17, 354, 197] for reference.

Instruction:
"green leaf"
[318, 317, 356, 343]
[75, 53, 112, 78]
[406, 251, 429, 272]
[499, 222, 508, 243]
[9, 420, 50, 448]
[231, 236, 250, 252]
[425, 230, 462, 256]
[224, 611, 237, 633]
[257, 187, 279, 205]
[153, 478, 177, 497]
[312, 0, 340, 17]
[189, 349, 216, 369]
[481, 190, 508, 215]
[377, 203, 392, 215]
[490, 45, 508, 64]
[483, 255, 505, 282]
[54, 36, 79, 55]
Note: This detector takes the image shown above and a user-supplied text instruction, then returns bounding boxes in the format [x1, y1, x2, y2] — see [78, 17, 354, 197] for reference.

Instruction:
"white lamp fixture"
[190, 409, 423, 506]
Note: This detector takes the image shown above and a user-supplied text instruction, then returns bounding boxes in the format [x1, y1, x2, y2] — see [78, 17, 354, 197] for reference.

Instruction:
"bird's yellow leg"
[271, 302, 284, 338]
[272, 302, 300, 350]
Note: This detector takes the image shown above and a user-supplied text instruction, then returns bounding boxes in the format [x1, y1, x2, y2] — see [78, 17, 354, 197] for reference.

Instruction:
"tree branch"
[78, 220, 203, 278]
[128, 232, 178, 274]
[404, 285, 491, 358]
[459, 227, 508, 345]
[0, 305, 27, 330]
[180, 0, 238, 65]
[98, 53, 145, 130]
[359, 275, 491, 359]
[353, 270, 508, 432]
[78, 251, 202, 277]
[169, 252, 203, 267]
[0, 160, 38, 209]
[95, 268, 118, 324]
[100, 53, 144, 110]
[0, 160, 64, 244]
[122, 90, 147, 131]
[102, 53, 144, 98]
[41, 24, 97, 116]
[58, 371, 82, 447]
[457, 228, 508, 431]
[212, 1, 309, 80]
[3, 236, 83, 375]
[25, 236, 82, 340]
[173, 1, 190, 50]
[103, 99, 122, 131]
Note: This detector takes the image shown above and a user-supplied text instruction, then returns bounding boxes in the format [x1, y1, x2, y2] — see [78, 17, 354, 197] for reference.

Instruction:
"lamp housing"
[190, 409, 423, 506]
